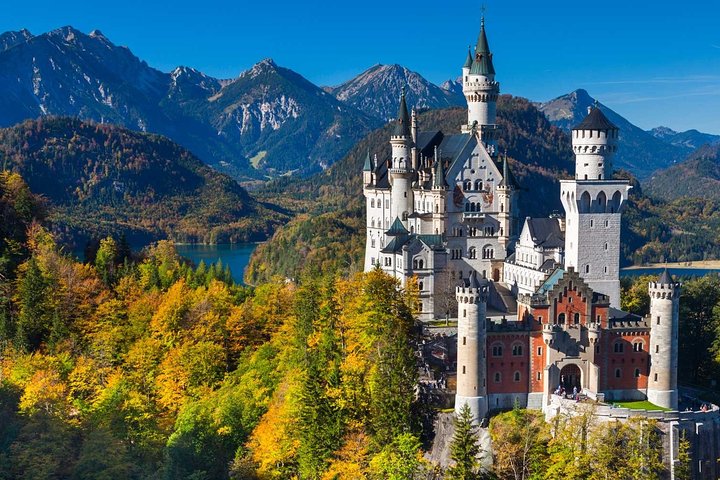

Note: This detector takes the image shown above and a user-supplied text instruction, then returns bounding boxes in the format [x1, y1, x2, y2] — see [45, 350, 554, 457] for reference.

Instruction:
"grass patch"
[425, 320, 458, 327]
[613, 400, 670, 411]
[250, 151, 267, 169]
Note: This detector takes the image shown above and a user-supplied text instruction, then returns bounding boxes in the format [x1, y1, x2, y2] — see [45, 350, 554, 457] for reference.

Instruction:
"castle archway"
[559, 364, 582, 392]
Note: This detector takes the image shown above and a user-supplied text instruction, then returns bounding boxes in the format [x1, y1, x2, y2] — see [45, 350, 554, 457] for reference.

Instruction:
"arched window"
[574, 313, 580, 324]
[514, 371, 521, 382]
[512, 344, 523, 356]
[492, 343, 503, 357]
[615, 368, 622, 378]
[475, 180, 482, 191]
[585, 264, 590, 274]
[597, 191, 607, 213]
[494, 372, 501, 383]
[634, 368, 641, 378]
[419, 281, 424, 291]
[464, 180, 471, 191]
[557, 313, 565, 325]
[482, 246, 494, 259]
[370, 199, 375, 208]
[580, 191, 591, 211]
[468, 247, 477, 259]
[633, 341, 643, 352]
[614, 341, 624, 353]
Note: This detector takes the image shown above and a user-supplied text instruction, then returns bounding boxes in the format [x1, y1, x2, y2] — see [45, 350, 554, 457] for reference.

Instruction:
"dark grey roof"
[416, 131, 443, 154]
[608, 307, 643, 322]
[465, 270, 488, 289]
[498, 155, 517, 188]
[433, 159, 449, 189]
[539, 259, 560, 272]
[381, 236, 406, 253]
[393, 91, 411, 137]
[439, 133, 476, 166]
[469, 18, 495, 76]
[385, 217, 409, 236]
[407, 212, 432, 219]
[572, 106, 617, 131]
[526, 218, 564, 249]
[658, 268, 673, 284]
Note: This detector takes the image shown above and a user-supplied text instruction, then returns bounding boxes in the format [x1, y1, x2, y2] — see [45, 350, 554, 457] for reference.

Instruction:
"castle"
[362, 16, 680, 422]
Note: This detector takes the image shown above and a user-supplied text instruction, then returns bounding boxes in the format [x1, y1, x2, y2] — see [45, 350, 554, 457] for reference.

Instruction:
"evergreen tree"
[674, 430, 692, 480]
[95, 236, 118, 286]
[446, 404, 481, 480]
[14, 257, 49, 349]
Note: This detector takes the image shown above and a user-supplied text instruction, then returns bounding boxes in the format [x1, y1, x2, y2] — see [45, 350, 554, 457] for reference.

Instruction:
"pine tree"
[674, 430, 692, 480]
[446, 403, 480, 480]
[14, 257, 49, 349]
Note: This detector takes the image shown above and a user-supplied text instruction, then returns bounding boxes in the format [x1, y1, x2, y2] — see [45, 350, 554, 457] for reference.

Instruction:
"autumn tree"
[490, 407, 549, 480]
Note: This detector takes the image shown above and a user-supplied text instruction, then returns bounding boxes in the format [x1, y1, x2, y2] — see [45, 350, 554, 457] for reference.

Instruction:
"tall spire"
[362, 149, 372, 172]
[499, 152, 515, 188]
[469, 15, 495, 76]
[433, 148, 448, 189]
[393, 87, 411, 137]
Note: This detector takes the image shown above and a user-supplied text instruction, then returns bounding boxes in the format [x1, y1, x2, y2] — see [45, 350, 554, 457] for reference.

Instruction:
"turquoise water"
[621, 267, 720, 278]
[175, 243, 258, 285]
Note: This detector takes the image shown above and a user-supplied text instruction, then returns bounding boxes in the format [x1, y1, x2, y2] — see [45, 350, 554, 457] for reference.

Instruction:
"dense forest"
[0, 118, 288, 247]
[1, 172, 719, 479]
[249, 98, 720, 284]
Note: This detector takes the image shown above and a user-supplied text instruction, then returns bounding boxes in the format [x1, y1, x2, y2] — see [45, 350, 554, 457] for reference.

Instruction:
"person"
[572, 386, 578, 401]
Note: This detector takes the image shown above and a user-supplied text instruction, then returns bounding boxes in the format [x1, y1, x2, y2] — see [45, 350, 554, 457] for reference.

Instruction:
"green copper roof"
[362, 150, 372, 172]
[469, 17, 495, 76]
[385, 217, 409, 236]
[463, 47, 473, 69]
[393, 89, 411, 137]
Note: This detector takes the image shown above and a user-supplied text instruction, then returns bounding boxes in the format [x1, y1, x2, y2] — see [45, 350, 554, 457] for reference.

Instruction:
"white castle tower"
[560, 105, 631, 307]
[389, 89, 414, 225]
[455, 271, 489, 423]
[461, 16, 500, 150]
[647, 269, 680, 410]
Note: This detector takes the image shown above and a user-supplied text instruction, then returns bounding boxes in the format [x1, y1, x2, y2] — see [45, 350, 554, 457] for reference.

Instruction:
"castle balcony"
[463, 211, 486, 221]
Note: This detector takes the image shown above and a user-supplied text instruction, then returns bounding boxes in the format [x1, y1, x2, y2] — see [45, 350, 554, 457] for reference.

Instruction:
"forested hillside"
[0, 118, 287, 247]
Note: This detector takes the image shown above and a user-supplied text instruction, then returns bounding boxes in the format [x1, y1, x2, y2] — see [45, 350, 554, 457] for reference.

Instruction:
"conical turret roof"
[393, 89, 411, 137]
[385, 217, 409, 236]
[657, 268, 673, 285]
[463, 47, 473, 69]
[573, 105, 617, 131]
[498, 155, 517, 188]
[362, 150, 373, 172]
[469, 17, 495, 76]
[433, 158, 449, 189]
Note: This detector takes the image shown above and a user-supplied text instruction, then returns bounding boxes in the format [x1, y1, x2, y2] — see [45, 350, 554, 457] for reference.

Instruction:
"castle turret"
[647, 269, 680, 410]
[572, 103, 618, 181]
[389, 89, 414, 223]
[497, 153, 518, 253]
[455, 271, 489, 423]
[362, 150, 373, 186]
[560, 105, 631, 308]
[462, 16, 500, 148]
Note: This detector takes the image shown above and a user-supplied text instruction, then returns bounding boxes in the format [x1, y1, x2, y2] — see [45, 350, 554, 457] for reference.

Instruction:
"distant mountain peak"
[240, 58, 280, 79]
[0, 29, 34, 51]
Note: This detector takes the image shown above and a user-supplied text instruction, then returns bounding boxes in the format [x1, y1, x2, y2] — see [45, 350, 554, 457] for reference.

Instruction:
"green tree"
[14, 257, 49, 349]
[446, 403, 481, 480]
[95, 236, 118, 286]
[674, 430, 692, 480]
[369, 433, 426, 480]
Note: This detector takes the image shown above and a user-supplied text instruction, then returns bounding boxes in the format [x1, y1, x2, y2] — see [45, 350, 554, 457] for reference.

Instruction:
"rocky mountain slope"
[0, 27, 378, 179]
[538, 89, 688, 179]
[649, 126, 720, 152]
[0, 117, 287, 246]
[326, 64, 465, 121]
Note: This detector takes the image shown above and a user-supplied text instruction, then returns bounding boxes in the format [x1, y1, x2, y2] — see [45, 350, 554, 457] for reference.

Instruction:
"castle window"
[654, 373, 658, 382]
[538, 316, 542, 323]
[633, 341, 643, 352]
[634, 368, 641, 378]
[463, 309, 467, 318]
[492, 344, 503, 357]
[475, 180, 482, 190]
[655, 345, 659, 353]
[463, 336, 466, 346]
[494, 372, 501, 383]
[514, 371, 521, 382]
[537, 372, 542, 381]
[512, 344, 523, 356]
[614, 341, 624, 353]
[605, 220, 609, 227]
[597, 315, 601, 323]
[464, 180, 471, 191]
[482, 246, 494, 259]
[468, 247, 477, 259]
[574, 313, 580, 324]
[615, 368, 622, 378]
[590, 219, 594, 228]
[371, 199, 375, 208]
[656, 316, 660, 325]
[604, 243, 608, 251]
[419, 281, 424, 291]
[557, 313, 565, 325]
[385, 200, 389, 208]
[462, 366, 466, 374]
[537, 346, 543, 356]
[604, 266, 608, 274]
[585, 265, 590, 274]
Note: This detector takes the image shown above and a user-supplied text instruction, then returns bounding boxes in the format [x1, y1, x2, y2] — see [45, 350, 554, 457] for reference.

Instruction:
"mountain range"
[0, 26, 718, 185]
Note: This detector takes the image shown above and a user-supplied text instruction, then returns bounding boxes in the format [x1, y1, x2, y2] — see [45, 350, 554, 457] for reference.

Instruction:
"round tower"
[496, 154, 517, 254]
[647, 269, 680, 410]
[389, 89, 414, 223]
[462, 16, 500, 145]
[571, 104, 618, 180]
[455, 271, 489, 423]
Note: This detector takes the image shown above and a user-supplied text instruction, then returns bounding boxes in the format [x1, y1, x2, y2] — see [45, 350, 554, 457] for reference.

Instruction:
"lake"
[621, 267, 720, 278]
[175, 243, 258, 285]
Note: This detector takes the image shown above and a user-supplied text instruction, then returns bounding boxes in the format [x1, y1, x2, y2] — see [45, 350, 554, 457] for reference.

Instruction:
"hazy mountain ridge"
[649, 126, 720, 151]
[645, 144, 720, 201]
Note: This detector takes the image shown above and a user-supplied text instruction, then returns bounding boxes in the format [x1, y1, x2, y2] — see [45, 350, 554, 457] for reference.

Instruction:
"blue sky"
[3, 0, 720, 133]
